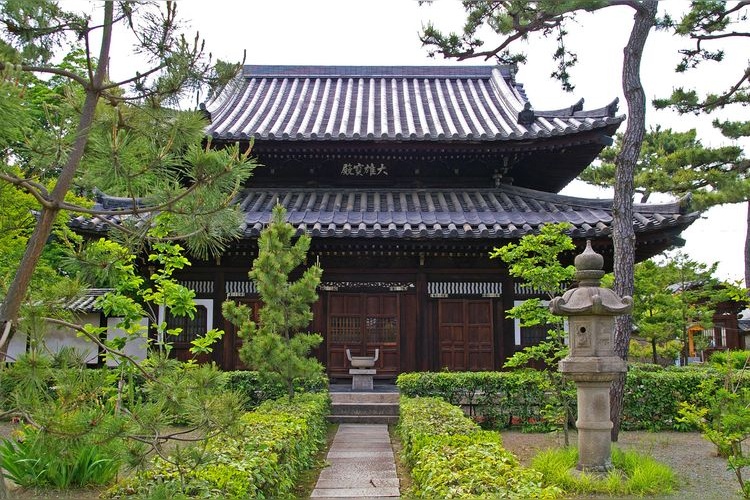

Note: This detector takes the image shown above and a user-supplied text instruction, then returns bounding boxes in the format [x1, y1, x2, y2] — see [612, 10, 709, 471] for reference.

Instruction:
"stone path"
[310, 423, 400, 499]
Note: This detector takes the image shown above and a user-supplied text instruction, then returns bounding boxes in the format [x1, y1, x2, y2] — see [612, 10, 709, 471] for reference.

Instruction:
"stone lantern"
[550, 241, 632, 472]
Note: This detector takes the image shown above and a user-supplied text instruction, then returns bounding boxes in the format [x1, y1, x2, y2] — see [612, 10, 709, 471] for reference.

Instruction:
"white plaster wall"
[44, 312, 99, 364]
[5, 331, 27, 362]
[106, 317, 149, 367]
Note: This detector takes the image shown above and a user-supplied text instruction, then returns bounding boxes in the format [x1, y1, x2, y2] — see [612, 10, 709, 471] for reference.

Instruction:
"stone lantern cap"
[550, 241, 632, 317]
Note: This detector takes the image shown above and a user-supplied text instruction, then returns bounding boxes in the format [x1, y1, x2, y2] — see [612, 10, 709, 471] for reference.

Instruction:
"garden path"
[310, 423, 400, 498]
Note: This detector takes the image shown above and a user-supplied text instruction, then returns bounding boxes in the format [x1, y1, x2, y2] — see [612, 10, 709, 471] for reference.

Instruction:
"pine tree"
[223, 204, 324, 400]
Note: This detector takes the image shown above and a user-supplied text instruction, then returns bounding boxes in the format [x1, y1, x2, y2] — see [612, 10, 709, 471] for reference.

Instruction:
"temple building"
[72, 65, 699, 378]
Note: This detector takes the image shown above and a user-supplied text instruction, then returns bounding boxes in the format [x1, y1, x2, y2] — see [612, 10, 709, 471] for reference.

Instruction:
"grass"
[389, 423, 412, 495]
[531, 446, 677, 496]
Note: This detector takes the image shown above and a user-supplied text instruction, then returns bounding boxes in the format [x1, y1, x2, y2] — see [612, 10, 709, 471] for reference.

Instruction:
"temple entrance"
[437, 299, 494, 371]
[326, 293, 400, 377]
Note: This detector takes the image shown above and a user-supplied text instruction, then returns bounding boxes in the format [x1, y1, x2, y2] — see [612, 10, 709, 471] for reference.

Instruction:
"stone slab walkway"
[310, 423, 400, 499]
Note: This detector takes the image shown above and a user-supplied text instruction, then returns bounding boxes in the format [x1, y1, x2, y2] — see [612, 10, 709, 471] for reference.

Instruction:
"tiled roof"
[66, 289, 112, 312]
[236, 186, 696, 239]
[72, 186, 697, 241]
[204, 65, 623, 142]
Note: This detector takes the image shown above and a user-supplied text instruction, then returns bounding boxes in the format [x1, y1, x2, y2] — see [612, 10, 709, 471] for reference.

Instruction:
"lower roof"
[72, 185, 698, 246]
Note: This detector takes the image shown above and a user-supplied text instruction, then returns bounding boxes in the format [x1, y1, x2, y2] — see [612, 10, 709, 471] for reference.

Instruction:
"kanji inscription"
[341, 162, 388, 176]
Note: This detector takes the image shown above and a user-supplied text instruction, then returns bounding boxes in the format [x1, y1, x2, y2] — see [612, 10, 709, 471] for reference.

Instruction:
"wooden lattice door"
[327, 293, 400, 377]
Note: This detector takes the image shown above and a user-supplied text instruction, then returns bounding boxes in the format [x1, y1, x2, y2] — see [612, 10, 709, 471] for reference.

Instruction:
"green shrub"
[531, 447, 676, 496]
[223, 370, 328, 409]
[0, 426, 123, 488]
[106, 392, 330, 499]
[411, 431, 560, 499]
[398, 396, 479, 465]
[397, 368, 750, 432]
[708, 350, 750, 370]
[399, 396, 560, 499]
[622, 366, 722, 431]
[397, 370, 555, 429]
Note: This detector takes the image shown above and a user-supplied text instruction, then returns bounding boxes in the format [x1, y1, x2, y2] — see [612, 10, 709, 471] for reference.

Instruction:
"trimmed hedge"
[398, 367, 748, 432]
[621, 367, 720, 431]
[223, 370, 328, 409]
[397, 370, 552, 428]
[398, 396, 561, 499]
[106, 392, 330, 499]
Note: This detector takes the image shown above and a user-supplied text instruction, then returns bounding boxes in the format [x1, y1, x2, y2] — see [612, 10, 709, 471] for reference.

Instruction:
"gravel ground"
[500, 429, 743, 500]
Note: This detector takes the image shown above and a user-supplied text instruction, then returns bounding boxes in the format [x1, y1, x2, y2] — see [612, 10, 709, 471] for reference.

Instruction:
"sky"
[100, 0, 747, 282]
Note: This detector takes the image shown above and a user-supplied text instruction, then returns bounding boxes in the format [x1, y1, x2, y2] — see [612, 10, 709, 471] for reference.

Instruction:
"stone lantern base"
[560, 356, 626, 472]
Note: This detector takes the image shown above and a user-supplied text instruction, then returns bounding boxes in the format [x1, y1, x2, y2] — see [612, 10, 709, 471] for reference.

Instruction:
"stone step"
[327, 414, 400, 425]
[329, 392, 400, 404]
[330, 402, 399, 416]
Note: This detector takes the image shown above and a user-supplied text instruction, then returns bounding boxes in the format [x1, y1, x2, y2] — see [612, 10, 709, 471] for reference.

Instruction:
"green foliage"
[223, 370, 328, 410]
[397, 371, 557, 430]
[709, 350, 750, 370]
[81, 237, 225, 362]
[628, 338, 683, 366]
[398, 367, 747, 432]
[106, 392, 330, 499]
[223, 204, 324, 400]
[491, 223, 576, 440]
[531, 447, 676, 496]
[0, 427, 122, 489]
[398, 396, 561, 499]
[677, 356, 750, 497]
[398, 397, 480, 466]
[581, 126, 748, 209]
[628, 253, 747, 364]
[419, 0, 610, 92]
[622, 365, 723, 431]
[655, 2, 750, 114]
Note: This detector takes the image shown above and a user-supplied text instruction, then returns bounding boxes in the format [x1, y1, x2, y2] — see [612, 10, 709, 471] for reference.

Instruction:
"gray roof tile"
[70, 185, 697, 242]
[205, 65, 623, 143]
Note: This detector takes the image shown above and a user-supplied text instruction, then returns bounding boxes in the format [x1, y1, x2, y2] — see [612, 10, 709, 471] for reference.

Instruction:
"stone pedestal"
[350, 368, 376, 391]
[561, 367, 623, 471]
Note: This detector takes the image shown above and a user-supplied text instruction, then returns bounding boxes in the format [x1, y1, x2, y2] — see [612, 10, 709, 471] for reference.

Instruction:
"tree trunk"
[610, 0, 658, 443]
[745, 201, 750, 288]
[0, 4, 113, 364]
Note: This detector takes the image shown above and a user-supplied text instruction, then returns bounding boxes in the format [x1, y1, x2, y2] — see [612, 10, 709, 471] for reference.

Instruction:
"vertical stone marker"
[550, 240, 632, 472]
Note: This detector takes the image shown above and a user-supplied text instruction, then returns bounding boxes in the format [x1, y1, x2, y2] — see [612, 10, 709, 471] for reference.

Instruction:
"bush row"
[0, 364, 328, 413]
[107, 392, 330, 499]
[398, 396, 561, 499]
[397, 366, 748, 431]
[397, 370, 551, 428]
[222, 370, 328, 409]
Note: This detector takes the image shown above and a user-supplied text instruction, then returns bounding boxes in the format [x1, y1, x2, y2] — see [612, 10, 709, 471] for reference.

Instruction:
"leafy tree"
[420, 0, 659, 440]
[677, 357, 750, 498]
[0, 238, 244, 495]
[0, 1, 254, 362]
[491, 223, 576, 445]
[222, 205, 324, 400]
[651, 1, 750, 287]
[582, 126, 747, 205]
[631, 254, 744, 364]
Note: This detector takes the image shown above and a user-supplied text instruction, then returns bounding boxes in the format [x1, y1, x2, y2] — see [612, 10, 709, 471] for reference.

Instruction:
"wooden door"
[327, 293, 400, 377]
[438, 299, 494, 371]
